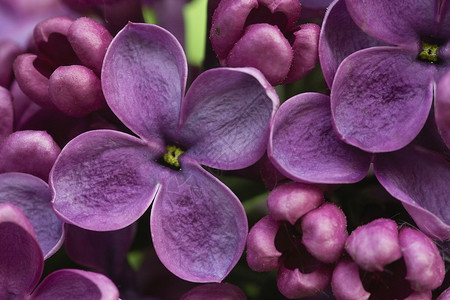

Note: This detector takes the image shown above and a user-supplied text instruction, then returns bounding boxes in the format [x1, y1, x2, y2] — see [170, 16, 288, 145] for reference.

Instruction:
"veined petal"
[102, 23, 187, 143]
[0, 172, 63, 259]
[0, 203, 43, 298]
[374, 146, 450, 240]
[50, 130, 163, 231]
[269, 93, 371, 184]
[30, 269, 119, 300]
[150, 158, 248, 283]
[180, 67, 278, 170]
[331, 47, 434, 152]
[344, 0, 435, 47]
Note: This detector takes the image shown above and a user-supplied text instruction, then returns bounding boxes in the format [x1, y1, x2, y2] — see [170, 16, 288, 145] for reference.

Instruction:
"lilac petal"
[267, 182, 324, 225]
[0, 203, 43, 298]
[180, 67, 278, 170]
[344, 0, 434, 47]
[0, 86, 13, 143]
[50, 130, 163, 231]
[331, 47, 434, 152]
[345, 219, 402, 272]
[374, 146, 450, 240]
[49, 65, 105, 117]
[301, 203, 348, 263]
[276, 264, 332, 299]
[318, 0, 386, 87]
[331, 258, 370, 300]
[150, 159, 248, 282]
[284, 23, 320, 84]
[102, 23, 187, 143]
[0, 130, 61, 181]
[435, 70, 450, 148]
[67, 17, 113, 75]
[437, 287, 450, 300]
[246, 216, 281, 272]
[269, 92, 371, 184]
[226, 24, 293, 85]
[30, 269, 119, 300]
[0, 40, 21, 88]
[150, 0, 188, 47]
[65, 223, 136, 279]
[0, 172, 63, 259]
[180, 283, 247, 300]
[398, 227, 445, 292]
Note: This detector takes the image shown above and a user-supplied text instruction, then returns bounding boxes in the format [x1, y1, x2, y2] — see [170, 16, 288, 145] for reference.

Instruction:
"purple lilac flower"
[181, 283, 247, 300]
[0, 40, 22, 88]
[436, 70, 450, 148]
[210, 0, 320, 85]
[320, 0, 450, 153]
[50, 23, 278, 282]
[331, 219, 445, 299]
[0, 202, 119, 299]
[0, 87, 13, 143]
[13, 16, 112, 117]
[246, 182, 348, 299]
[269, 92, 450, 240]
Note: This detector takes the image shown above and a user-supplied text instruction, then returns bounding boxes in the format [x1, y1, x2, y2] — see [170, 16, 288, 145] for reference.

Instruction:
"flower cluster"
[0, 0, 448, 299]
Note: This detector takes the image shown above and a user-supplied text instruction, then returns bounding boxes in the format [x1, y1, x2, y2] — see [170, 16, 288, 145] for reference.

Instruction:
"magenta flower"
[246, 182, 348, 299]
[50, 23, 278, 282]
[332, 219, 445, 299]
[0, 203, 119, 299]
[320, 0, 450, 152]
[210, 0, 320, 85]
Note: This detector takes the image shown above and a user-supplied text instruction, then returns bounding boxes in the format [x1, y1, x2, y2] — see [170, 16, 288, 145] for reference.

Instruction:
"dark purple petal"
[0, 87, 13, 143]
[267, 182, 324, 225]
[50, 130, 163, 231]
[344, 0, 434, 47]
[102, 23, 187, 143]
[331, 47, 434, 152]
[269, 92, 371, 184]
[0, 203, 43, 298]
[0, 40, 21, 88]
[398, 226, 445, 291]
[0, 172, 63, 259]
[30, 269, 119, 300]
[150, 159, 248, 282]
[345, 219, 402, 272]
[331, 258, 370, 300]
[435, 70, 450, 148]
[318, 0, 386, 87]
[180, 283, 247, 300]
[180, 67, 278, 170]
[374, 146, 450, 240]
[246, 216, 281, 272]
[0, 130, 61, 181]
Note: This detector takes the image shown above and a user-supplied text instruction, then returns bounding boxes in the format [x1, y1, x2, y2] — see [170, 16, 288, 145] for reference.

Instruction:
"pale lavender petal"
[269, 92, 371, 184]
[344, 0, 435, 47]
[345, 218, 402, 272]
[331, 258, 370, 300]
[180, 283, 247, 300]
[435, 70, 450, 148]
[180, 67, 278, 170]
[102, 23, 187, 143]
[374, 146, 450, 240]
[0, 203, 43, 298]
[0, 172, 63, 259]
[0, 87, 13, 143]
[0, 130, 61, 181]
[50, 130, 163, 231]
[398, 226, 445, 291]
[150, 158, 248, 282]
[319, 0, 386, 87]
[266, 182, 324, 225]
[246, 216, 281, 272]
[331, 47, 434, 152]
[30, 269, 119, 300]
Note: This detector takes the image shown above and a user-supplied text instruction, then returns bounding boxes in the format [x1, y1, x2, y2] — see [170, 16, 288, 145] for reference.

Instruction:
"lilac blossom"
[181, 283, 247, 300]
[0, 40, 22, 88]
[210, 0, 320, 85]
[50, 23, 278, 282]
[0, 87, 13, 143]
[246, 182, 347, 299]
[13, 16, 112, 117]
[319, 0, 450, 153]
[331, 219, 445, 299]
[268, 92, 450, 240]
[436, 70, 450, 148]
[0, 202, 119, 299]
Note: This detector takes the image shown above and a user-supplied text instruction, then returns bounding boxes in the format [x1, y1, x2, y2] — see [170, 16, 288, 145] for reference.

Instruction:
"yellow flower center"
[419, 41, 438, 63]
[163, 145, 184, 168]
